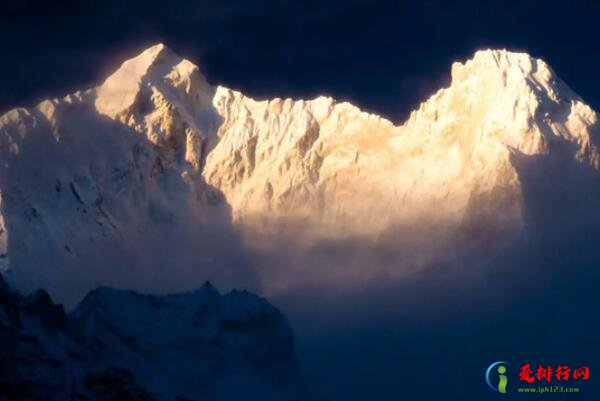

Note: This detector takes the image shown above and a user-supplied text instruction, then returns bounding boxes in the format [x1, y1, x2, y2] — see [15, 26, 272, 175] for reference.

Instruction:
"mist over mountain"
[1, 44, 600, 400]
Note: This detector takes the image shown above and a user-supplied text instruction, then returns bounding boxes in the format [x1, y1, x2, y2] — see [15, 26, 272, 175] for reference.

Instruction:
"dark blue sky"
[2, 0, 600, 122]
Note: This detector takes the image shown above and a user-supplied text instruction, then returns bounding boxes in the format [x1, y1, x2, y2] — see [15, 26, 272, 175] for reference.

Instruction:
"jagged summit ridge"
[204, 47, 600, 235]
[0, 44, 599, 299]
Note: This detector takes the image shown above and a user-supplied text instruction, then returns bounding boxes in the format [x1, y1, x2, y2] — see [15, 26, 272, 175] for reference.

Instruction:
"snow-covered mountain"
[0, 274, 304, 401]
[1, 43, 599, 300]
[0, 44, 256, 302]
[205, 48, 600, 235]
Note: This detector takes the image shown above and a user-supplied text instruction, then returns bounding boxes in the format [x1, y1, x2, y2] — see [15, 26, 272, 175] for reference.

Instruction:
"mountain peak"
[404, 48, 600, 161]
[94, 42, 202, 119]
[109, 42, 176, 78]
[451, 48, 554, 87]
[142, 42, 169, 55]
[472, 48, 539, 66]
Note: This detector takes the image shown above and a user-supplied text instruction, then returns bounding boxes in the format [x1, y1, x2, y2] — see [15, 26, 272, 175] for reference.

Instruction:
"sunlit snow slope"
[1, 44, 599, 299]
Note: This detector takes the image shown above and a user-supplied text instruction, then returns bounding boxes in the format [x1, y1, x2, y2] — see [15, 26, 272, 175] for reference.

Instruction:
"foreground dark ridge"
[0, 275, 305, 401]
